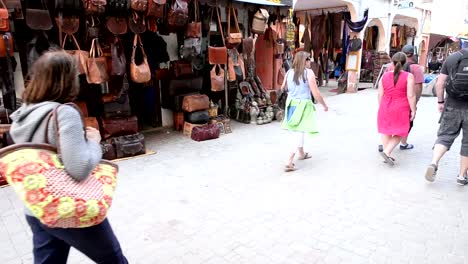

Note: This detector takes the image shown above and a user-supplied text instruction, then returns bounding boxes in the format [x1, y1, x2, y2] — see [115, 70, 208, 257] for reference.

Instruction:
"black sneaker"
[457, 175, 468, 186]
[425, 164, 438, 182]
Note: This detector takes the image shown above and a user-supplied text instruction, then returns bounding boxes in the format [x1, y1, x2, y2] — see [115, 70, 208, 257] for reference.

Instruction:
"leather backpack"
[130, 34, 151, 83]
[107, 0, 130, 16]
[167, 0, 188, 28]
[147, 0, 165, 18]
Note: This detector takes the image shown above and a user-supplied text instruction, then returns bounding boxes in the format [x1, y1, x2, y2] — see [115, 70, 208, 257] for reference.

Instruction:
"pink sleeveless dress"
[377, 71, 411, 137]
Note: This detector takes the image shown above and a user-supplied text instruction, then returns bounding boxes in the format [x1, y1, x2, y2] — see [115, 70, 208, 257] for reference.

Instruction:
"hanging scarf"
[343, 9, 369, 32]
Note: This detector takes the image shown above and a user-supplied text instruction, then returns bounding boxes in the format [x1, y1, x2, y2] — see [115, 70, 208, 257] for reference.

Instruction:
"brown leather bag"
[182, 94, 209, 113]
[101, 116, 138, 139]
[210, 64, 224, 92]
[110, 37, 126, 76]
[84, 117, 99, 130]
[101, 141, 117, 160]
[191, 124, 220, 142]
[5, 0, 20, 9]
[167, 0, 188, 28]
[62, 34, 89, 75]
[26, 1, 53, 31]
[86, 38, 109, 84]
[130, 34, 151, 83]
[147, 0, 165, 18]
[0, 33, 13, 57]
[0, 1, 9, 32]
[172, 60, 193, 78]
[129, 12, 146, 34]
[84, 0, 107, 15]
[106, 16, 128, 35]
[185, 0, 201, 38]
[130, 0, 147, 12]
[112, 133, 145, 158]
[226, 7, 242, 49]
[57, 16, 80, 35]
[208, 6, 226, 65]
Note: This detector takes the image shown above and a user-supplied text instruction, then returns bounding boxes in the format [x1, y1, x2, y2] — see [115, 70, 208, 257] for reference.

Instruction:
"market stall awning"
[234, 0, 292, 6]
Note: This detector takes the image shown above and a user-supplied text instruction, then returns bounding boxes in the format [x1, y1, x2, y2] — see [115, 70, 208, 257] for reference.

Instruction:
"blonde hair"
[292, 51, 310, 85]
[23, 51, 79, 104]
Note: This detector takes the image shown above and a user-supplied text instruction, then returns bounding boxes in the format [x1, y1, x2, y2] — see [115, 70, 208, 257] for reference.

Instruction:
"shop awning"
[234, 0, 293, 6]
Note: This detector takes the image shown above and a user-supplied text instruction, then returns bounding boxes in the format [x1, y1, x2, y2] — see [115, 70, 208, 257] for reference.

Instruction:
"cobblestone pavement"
[1, 89, 468, 264]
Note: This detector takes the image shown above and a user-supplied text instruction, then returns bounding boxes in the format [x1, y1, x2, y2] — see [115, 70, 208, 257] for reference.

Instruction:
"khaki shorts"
[436, 99, 468, 156]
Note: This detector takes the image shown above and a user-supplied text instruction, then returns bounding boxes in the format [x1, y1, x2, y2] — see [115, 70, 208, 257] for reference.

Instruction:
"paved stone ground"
[1, 89, 468, 264]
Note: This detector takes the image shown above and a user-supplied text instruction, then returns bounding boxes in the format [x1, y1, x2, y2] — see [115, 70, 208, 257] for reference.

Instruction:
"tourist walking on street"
[280, 51, 328, 172]
[9, 51, 128, 263]
[377, 52, 417, 166]
[425, 48, 468, 185]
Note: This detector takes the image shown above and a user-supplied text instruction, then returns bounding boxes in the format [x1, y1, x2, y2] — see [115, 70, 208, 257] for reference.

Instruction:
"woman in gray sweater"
[10, 51, 127, 263]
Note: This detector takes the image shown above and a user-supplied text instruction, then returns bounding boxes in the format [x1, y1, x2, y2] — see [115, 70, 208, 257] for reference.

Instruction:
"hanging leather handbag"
[0, 1, 9, 32]
[101, 115, 138, 139]
[26, 1, 53, 31]
[56, 16, 80, 35]
[349, 36, 362, 51]
[103, 76, 132, 118]
[107, 16, 128, 35]
[130, 34, 151, 83]
[107, 0, 130, 16]
[182, 94, 209, 113]
[87, 17, 101, 39]
[5, 0, 21, 9]
[185, 110, 209, 124]
[208, 6, 227, 65]
[225, 7, 242, 49]
[83, 0, 107, 15]
[167, 0, 188, 28]
[147, 0, 165, 18]
[110, 37, 126, 76]
[172, 60, 193, 77]
[0, 104, 119, 228]
[185, 0, 201, 38]
[86, 38, 109, 84]
[101, 141, 117, 160]
[210, 64, 224, 92]
[62, 34, 89, 75]
[252, 8, 269, 34]
[129, 12, 146, 33]
[191, 123, 220, 142]
[112, 133, 145, 159]
[130, 0, 147, 12]
[0, 32, 14, 57]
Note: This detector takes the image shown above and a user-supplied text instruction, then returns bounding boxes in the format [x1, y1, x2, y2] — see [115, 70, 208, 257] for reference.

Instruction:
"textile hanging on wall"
[331, 13, 343, 49]
[343, 9, 369, 33]
[311, 14, 325, 61]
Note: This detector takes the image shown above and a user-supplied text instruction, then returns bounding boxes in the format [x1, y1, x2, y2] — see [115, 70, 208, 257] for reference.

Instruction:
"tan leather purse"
[185, 0, 201, 38]
[208, 5, 227, 65]
[62, 34, 89, 75]
[86, 38, 109, 84]
[210, 64, 224, 92]
[225, 6, 242, 49]
[130, 34, 151, 84]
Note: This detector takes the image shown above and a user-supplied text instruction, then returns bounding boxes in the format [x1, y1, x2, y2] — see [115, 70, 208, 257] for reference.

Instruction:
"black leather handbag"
[112, 133, 146, 158]
[185, 110, 209, 124]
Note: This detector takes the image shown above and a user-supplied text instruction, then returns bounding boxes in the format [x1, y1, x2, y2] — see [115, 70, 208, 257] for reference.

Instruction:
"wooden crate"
[183, 122, 205, 137]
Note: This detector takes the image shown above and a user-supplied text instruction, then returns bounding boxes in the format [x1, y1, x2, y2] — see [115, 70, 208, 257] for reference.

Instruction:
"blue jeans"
[26, 215, 128, 264]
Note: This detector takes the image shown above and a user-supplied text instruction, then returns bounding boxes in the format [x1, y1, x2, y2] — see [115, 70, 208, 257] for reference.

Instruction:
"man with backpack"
[425, 48, 468, 185]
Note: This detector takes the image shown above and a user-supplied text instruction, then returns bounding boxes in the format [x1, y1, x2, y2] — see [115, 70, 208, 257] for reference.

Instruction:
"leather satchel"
[226, 7, 242, 49]
[191, 124, 220, 142]
[86, 38, 109, 84]
[130, 34, 151, 83]
[210, 64, 224, 92]
[0, 32, 14, 57]
[84, 0, 107, 15]
[107, 0, 130, 16]
[185, 110, 209, 124]
[130, 0, 147, 12]
[110, 37, 126, 76]
[101, 116, 138, 139]
[167, 0, 188, 28]
[101, 141, 117, 160]
[185, 0, 201, 38]
[172, 60, 193, 78]
[147, 0, 165, 18]
[107, 16, 128, 35]
[62, 34, 89, 75]
[26, 1, 53, 31]
[208, 6, 226, 65]
[129, 12, 146, 34]
[182, 94, 209, 113]
[112, 133, 145, 159]
[0, 1, 9, 32]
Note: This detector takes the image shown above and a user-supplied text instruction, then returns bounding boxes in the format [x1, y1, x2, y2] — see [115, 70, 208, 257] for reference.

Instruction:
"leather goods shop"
[0, 0, 298, 164]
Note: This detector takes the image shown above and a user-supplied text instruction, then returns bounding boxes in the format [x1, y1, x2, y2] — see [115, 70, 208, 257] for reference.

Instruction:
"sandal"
[284, 164, 296, 172]
[380, 152, 395, 166]
[298, 152, 312, 160]
[400, 144, 414, 150]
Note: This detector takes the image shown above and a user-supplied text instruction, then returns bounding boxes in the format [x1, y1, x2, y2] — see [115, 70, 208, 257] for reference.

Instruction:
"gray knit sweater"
[10, 102, 102, 216]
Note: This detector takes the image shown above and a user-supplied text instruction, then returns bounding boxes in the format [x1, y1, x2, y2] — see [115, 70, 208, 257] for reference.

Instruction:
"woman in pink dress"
[378, 52, 417, 165]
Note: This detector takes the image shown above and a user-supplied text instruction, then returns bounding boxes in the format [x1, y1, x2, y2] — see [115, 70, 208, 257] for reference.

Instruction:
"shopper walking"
[280, 51, 328, 172]
[377, 52, 417, 166]
[9, 51, 128, 264]
[425, 48, 468, 185]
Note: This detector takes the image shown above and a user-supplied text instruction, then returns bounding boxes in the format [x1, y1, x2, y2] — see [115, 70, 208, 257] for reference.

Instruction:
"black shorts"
[436, 99, 468, 156]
